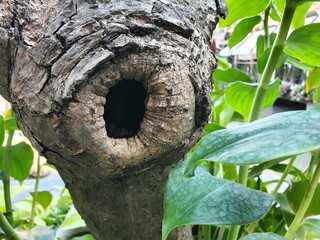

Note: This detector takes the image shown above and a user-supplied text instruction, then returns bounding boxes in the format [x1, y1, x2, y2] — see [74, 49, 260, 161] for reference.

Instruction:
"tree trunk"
[0, 0, 226, 239]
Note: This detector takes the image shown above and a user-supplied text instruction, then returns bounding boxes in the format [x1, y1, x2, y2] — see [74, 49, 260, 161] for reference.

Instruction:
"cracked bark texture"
[0, 0, 227, 239]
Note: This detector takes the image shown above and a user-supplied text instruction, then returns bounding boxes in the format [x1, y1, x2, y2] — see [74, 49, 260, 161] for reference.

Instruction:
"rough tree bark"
[0, 0, 227, 239]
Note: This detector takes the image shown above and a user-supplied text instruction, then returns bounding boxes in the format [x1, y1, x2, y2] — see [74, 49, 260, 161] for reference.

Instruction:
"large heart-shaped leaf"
[0, 142, 34, 184]
[240, 233, 287, 240]
[284, 23, 320, 67]
[228, 16, 262, 48]
[162, 162, 274, 240]
[219, 0, 270, 27]
[225, 79, 281, 120]
[185, 111, 320, 177]
[213, 68, 252, 85]
[12, 143, 34, 184]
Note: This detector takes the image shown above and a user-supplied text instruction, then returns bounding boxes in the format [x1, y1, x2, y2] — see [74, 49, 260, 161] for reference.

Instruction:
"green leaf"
[269, 3, 282, 22]
[277, 193, 296, 226]
[191, 124, 225, 152]
[249, 158, 286, 179]
[257, 48, 288, 74]
[240, 233, 287, 240]
[219, 104, 235, 127]
[228, 16, 262, 48]
[60, 210, 86, 230]
[30, 191, 53, 210]
[185, 111, 320, 177]
[273, 0, 285, 14]
[306, 67, 320, 93]
[219, 0, 271, 27]
[71, 235, 95, 240]
[225, 79, 281, 120]
[0, 115, 4, 147]
[6, 142, 33, 184]
[162, 162, 274, 240]
[4, 109, 13, 120]
[286, 56, 313, 71]
[213, 96, 226, 124]
[216, 54, 231, 70]
[222, 164, 237, 181]
[302, 219, 320, 236]
[313, 87, 320, 103]
[4, 119, 19, 131]
[212, 96, 235, 126]
[270, 164, 307, 180]
[256, 34, 277, 60]
[286, 180, 320, 216]
[4, 109, 19, 131]
[213, 68, 252, 85]
[291, 2, 312, 30]
[284, 23, 320, 67]
[308, 103, 320, 110]
[296, 226, 308, 240]
[204, 123, 226, 136]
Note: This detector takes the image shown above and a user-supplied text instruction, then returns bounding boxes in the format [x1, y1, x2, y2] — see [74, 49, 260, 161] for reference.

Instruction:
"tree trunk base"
[57, 162, 192, 240]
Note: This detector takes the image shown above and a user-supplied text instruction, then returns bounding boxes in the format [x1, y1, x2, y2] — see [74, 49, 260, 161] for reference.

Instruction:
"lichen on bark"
[0, 0, 227, 239]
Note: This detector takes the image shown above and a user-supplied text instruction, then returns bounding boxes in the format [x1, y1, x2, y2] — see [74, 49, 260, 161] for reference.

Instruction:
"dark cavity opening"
[104, 80, 147, 139]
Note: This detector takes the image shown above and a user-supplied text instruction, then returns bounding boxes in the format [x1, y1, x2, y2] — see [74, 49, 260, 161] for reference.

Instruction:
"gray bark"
[0, 0, 227, 239]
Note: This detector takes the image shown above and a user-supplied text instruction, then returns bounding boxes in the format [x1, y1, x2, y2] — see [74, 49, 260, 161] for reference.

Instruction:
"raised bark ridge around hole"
[3, 0, 227, 178]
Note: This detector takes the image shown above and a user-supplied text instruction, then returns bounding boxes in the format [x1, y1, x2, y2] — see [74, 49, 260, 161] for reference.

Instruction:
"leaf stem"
[217, 226, 226, 240]
[227, 225, 240, 240]
[248, 1, 297, 122]
[263, 7, 271, 49]
[2, 130, 14, 225]
[285, 152, 320, 240]
[306, 151, 319, 178]
[272, 156, 296, 194]
[0, 212, 21, 240]
[29, 153, 41, 229]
